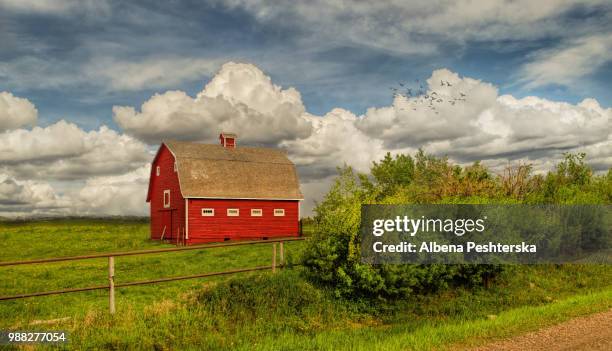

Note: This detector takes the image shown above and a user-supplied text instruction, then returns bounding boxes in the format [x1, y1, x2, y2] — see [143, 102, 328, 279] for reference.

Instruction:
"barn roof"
[162, 140, 303, 200]
[220, 132, 237, 138]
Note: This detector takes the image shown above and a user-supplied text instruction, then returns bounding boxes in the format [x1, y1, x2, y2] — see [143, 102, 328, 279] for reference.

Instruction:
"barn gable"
[146, 143, 178, 203]
[147, 143, 185, 242]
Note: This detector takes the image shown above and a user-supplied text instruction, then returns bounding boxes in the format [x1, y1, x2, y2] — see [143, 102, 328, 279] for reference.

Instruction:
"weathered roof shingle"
[164, 141, 303, 200]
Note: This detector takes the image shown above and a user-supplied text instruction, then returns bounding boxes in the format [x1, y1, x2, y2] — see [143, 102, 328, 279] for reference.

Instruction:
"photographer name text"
[372, 241, 537, 253]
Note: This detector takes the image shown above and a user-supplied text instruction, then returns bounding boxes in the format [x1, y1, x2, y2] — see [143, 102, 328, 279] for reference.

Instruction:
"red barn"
[146, 133, 303, 244]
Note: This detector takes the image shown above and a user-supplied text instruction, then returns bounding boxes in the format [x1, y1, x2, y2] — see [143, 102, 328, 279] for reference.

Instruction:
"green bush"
[194, 270, 358, 335]
[301, 164, 499, 298]
[301, 151, 610, 299]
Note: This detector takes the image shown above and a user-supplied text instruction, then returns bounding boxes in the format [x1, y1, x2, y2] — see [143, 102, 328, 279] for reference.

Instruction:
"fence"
[0, 237, 305, 314]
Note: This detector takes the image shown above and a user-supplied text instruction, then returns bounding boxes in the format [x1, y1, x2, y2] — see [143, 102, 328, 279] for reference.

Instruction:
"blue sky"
[0, 0, 610, 217]
[1, 0, 610, 129]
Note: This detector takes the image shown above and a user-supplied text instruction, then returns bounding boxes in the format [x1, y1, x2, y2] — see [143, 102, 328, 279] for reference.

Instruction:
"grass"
[0, 219, 295, 328]
[247, 286, 612, 351]
[0, 219, 610, 350]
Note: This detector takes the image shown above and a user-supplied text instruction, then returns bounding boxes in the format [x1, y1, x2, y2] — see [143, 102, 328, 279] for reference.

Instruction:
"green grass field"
[0, 219, 289, 325]
[0, 219, 610, 350]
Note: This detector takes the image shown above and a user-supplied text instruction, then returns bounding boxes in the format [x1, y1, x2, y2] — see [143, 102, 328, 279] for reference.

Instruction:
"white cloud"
[0, 0, 110, 15]
[0, 174, 68, 215]
[356, 69, 611, 169]
[0, 56, 221, 92]
[84, 57, 222, 91]
[0, 120, 152, 180]
[356, 69, 500, 148]
[0, 57, 66, 90]
[518, 34, 612, 88]
[282, 108, 386, 179]
[287, 66, 611, 209]
[114, 62, 313, 144]
[0, 0, 77, 14]
[75, 165, 150, 216]
[0, 167, 150, 217]
[220, 0, 608, 54]
[0, 94, 152, 217]
[0, 175, 53, 206]
[0, 92, 37, 132]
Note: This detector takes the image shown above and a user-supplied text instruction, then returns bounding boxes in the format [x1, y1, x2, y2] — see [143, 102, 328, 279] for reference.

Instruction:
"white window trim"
[251, 209, 262, 217]
[173, 162, 177, 172]
[163, 190, 170, 208]
[227, 208, 239, 217]
[201, 208, 214, 216]
[156, 166, 160, 176]
[274, 209, 285, 217]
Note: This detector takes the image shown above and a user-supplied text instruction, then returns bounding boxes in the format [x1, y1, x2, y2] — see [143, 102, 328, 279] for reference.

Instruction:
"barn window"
[156, 166, 160, 176]
[201, 208, 214, 216]
[163, 190, 170, 208]
[227, 208, 239, 216]
[274, 209, 285, 216]
[251, 209, 262, 217]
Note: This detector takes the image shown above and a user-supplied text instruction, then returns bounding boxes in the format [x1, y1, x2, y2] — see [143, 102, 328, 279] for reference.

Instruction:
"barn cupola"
[219, 132, 237, 149]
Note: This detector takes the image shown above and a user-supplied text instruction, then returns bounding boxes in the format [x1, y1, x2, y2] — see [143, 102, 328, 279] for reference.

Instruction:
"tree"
[370, 152, 415, 198]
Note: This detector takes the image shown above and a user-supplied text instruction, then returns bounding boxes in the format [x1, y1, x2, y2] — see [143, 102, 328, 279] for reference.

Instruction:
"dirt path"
[468, 309, 612, 351]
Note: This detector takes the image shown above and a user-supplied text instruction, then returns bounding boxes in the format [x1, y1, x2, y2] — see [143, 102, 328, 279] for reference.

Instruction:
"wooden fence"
[0, 237, 304, 314]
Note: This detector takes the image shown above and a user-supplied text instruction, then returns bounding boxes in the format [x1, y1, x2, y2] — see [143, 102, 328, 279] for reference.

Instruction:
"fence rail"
[0, 237, 303, 267]
[0, 237, 305, 313]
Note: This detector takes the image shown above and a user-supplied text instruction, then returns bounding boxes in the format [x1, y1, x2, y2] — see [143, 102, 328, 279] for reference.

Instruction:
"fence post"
[108, 256, 115, 314]
[272, 243, 277, 273]
[280, 241, 284, 268]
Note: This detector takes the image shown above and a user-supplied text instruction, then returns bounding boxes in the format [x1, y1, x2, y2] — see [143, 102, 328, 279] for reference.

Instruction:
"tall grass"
[60, 267, 612, 350]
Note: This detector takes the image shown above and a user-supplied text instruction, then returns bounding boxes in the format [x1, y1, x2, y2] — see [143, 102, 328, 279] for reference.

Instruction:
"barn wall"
[149, 144, 185, 242]
[187, 199, 300, 244]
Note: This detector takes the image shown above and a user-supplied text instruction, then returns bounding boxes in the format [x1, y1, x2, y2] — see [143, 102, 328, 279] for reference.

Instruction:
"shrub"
[193, 270, 358, 335]
[301, 165, 499, 298]
[301, 151, 609, 299]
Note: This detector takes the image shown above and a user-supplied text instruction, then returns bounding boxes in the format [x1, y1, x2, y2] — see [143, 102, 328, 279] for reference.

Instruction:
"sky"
[0, 0, 611, 217]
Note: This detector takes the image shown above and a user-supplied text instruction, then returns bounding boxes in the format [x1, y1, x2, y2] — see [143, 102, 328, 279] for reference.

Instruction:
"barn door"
[160, 210, 173, 240]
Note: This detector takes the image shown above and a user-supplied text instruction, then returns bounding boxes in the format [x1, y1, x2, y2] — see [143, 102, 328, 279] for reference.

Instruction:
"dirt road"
[469, 309, 612, 351]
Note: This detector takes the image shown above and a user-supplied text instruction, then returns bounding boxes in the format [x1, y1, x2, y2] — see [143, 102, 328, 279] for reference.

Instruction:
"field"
[0, 219, 611, 350]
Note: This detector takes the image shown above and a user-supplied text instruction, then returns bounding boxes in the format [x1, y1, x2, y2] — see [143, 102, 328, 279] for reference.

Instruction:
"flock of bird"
[390, 79, 468, 114]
